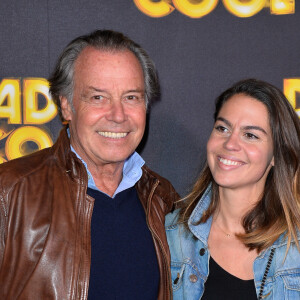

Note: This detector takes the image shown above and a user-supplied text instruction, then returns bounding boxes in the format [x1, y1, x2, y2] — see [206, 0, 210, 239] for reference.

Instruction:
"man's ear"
[60, 96, 73, 121]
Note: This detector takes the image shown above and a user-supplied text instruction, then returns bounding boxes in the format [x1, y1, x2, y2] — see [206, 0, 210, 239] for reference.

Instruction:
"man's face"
[61, 47, 146, 168]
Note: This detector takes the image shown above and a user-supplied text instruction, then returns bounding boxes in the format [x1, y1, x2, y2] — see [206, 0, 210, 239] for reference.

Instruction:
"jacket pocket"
[171, 261, 186, 291]
[282, 274, 300, 299]
[170, 260, 204, 300]
[283, 274, 300, 290]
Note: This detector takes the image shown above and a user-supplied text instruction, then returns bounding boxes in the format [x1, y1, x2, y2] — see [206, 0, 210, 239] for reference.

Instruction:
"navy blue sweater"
[87, 187, 159, 299]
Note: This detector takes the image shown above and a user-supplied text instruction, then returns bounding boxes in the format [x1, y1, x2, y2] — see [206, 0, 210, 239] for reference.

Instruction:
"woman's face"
[207, 94, 274, 193]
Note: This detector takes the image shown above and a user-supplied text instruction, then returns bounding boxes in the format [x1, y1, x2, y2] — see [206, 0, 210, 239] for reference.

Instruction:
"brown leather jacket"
[0, 127, 179, 300]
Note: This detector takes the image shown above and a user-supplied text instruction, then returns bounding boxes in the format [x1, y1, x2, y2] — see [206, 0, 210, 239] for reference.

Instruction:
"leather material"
[0, 127, 179, 300]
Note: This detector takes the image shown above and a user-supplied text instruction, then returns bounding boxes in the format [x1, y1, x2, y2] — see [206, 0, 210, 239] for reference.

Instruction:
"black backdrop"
[0, 0, 299, 196]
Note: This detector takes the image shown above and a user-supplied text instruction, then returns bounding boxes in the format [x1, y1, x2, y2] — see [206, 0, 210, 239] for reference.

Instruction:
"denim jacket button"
[189, 274, 198, 283]
[199, 248, 206, 256]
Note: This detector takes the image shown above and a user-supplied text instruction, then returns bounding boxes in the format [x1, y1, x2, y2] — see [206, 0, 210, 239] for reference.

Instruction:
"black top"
[87, 187, 160, 300]
[202, 256, 257, 300]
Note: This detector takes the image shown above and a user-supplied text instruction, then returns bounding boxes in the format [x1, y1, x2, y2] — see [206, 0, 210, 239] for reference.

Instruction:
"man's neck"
[69, 140, 125, 197]
[88, 162, 124, 197]
[69, 135, 145, 198]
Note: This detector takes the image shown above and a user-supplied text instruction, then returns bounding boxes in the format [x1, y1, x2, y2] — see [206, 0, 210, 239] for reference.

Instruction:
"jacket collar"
[51, 127, 169, 207]
[187, 184, 300, 251]
[50, 126, 88, 183]
[268, 230, 300, 249]
[188, 185, 212, 247]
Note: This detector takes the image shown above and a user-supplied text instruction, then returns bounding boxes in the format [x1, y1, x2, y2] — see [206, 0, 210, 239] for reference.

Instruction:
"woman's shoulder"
[263, 235, 300, 298]
[165, 208, 181, 228]
[274, 234, 300, 268]
[256, 233, 300, 279]
[165, 209, 191, 235]
[165, 209, 193, 242]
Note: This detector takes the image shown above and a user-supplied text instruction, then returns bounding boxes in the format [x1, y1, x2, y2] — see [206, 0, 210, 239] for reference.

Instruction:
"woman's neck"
[214, 186, 262, 234]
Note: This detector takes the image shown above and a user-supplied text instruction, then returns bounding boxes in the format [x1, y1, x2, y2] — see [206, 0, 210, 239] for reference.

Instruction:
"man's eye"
[92, 95, 103, 100]
[126, 95, 138, 100]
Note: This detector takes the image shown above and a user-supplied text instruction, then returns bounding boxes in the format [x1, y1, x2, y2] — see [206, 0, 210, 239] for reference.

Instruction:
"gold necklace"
[214, 220, 234, 238]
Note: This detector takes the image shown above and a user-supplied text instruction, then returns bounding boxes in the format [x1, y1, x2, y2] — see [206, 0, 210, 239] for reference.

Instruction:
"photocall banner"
[0, 0, 299, 195]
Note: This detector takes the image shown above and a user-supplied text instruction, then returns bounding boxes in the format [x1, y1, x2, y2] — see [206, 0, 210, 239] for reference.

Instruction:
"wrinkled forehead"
[75, 46, 142, 71]
[73, 47, 144, 83]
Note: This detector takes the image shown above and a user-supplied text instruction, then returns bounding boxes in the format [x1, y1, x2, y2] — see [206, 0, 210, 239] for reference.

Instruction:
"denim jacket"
[165, 187, 300, 299]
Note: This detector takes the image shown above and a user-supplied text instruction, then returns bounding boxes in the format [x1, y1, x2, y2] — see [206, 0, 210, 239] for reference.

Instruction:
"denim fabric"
[165, 186, 300, 299]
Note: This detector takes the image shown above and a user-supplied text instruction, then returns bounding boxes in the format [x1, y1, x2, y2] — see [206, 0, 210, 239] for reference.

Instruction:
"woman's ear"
[271, 156, 275, 167]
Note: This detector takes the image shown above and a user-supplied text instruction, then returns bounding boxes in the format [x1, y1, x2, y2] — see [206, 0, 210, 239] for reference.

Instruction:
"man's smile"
[97, 131, 128, 139]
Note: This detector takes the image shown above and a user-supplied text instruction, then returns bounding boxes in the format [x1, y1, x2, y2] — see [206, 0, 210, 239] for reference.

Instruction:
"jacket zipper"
[145, 179, 173, 300]
[80, 197, 94, 300]
[258, 248, 275, 299]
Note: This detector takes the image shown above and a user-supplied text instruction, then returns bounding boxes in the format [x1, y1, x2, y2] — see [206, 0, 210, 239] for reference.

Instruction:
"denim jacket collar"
[188, 184, 300, 255]
[188, 186, 212, 248]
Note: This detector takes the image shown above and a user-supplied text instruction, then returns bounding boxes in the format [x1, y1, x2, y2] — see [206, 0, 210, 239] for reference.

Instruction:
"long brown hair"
[179, 79, 300, 252]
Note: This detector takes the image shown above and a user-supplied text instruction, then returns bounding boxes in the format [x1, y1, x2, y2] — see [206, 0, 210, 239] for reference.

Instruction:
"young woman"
[166, 79, 300, 299]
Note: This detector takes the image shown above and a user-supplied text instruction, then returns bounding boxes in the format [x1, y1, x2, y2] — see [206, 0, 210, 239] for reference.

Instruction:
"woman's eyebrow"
[216, 117, 268, 135]
[242, 125, 267, 135]
[216, 117, 232, 128]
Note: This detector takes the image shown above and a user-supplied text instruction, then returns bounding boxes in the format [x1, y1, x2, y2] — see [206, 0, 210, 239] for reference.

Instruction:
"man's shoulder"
[141, 165, 172, 185]
[141, 165, 178, 193]
[138, 165, 180, 209]
[0, 147, 54, 190]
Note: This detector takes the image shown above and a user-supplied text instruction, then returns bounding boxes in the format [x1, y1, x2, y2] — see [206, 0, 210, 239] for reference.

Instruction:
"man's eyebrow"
[125, 89, 145, 94]
[86, 87, 144, 94]
[216, 117, 268, 135]
[87, 86, 107, 93]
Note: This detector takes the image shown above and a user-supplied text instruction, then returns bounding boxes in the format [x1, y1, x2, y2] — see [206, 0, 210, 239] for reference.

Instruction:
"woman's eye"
[245, 132, 259, 140]
[215, 125, 228, 133]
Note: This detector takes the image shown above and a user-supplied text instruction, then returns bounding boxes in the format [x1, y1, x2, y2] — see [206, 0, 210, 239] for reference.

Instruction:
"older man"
[0, 30, 178, 300]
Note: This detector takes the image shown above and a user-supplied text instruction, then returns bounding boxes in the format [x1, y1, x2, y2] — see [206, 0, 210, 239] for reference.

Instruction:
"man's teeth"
[98, 131, 127, 139]
[219, 158, 241, 166]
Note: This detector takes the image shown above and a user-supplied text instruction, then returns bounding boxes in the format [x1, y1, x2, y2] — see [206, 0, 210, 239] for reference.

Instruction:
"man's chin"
[99, 154, 134, 165]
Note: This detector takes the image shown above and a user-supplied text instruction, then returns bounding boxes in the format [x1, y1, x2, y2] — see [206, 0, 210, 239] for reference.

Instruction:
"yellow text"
[0, 78, 57, 163]
[284, 78, 300, 118]
[134, 0, 295, 18]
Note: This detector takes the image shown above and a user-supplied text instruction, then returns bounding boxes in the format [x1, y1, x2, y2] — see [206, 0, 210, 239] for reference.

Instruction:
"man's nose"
[107, 101, 127, 123]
